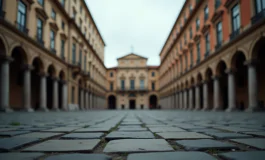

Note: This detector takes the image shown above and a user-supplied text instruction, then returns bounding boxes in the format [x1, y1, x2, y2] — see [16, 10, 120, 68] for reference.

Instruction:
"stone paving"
[0, 111, 265, 160]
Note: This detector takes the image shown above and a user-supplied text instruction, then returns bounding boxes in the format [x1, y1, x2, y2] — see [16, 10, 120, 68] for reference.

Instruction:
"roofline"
[159, 0, 187, 56]
[117, 53, 148, 60]
[83, 0, 106, 46]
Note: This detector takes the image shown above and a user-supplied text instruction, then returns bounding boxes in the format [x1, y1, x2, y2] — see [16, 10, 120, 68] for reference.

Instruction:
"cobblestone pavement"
[0, 110, 265, 160]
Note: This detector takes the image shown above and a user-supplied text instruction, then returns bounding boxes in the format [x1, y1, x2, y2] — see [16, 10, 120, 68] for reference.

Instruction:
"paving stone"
[205, 132, 253, 139]
[127, 151, 217, 160]
[61, 133, 104, 139]
[103, 139, 173, 153]
[75, 127, 112, 132]
[214, 126, 262, 132]
[218, 151, 265, 160]
[43, 127, 80, 132]
[24, 139, 100, 152]
[15, 132, 63, 139]
[243, 132, 265, 137]
[0, 128, 16, 132]
[45, 154, 112, 160]
[105, 131, 155, 140]
[118, 125, 142, 128]
[189, 128, 224, 133]
[118, 128, 147, 131]
[157, 132, 212, 140]
[230, 138, 265, 149]
[120, 122, 142, 125]
[0, 153, 45, 160]
[148, 127, 186, 133]
[176, 139, 239, 151]
[0, 131, 30, 137]
[0, 137, 40, 151]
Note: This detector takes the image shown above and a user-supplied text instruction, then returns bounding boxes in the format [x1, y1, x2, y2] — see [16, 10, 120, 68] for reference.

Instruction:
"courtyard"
[0, 110, 265, 160]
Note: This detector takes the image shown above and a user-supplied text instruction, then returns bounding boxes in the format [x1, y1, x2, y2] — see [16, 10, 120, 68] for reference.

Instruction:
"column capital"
[51, 77, 59, 81]
[225, 68, 236, 74]
[38, 71, 48, 77]
[59, 79, 67, 84]
[244, 59, 257, 66]
[22, 64, 34, 71]
[212, 75, 220, 80]
[0, 55, 13, 62]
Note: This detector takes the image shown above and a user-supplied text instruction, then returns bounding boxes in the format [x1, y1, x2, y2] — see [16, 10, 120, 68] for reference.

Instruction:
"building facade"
[106, 53, 159, 110]
[0, 0, 107, 112]
[159, 0, 265, 112]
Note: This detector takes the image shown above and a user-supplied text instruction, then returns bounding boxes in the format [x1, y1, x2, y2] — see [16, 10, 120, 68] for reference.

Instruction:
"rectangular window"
[190, 27, 193, 39]
[38, 0, 44, 7]
[205, 33, 210, 54]
[72, 43, 76, 64]
[152, 72, 155, 77]
[61, 40, 65, 59]
[60, 0, 65, 7]
[190, 49, 193, 67]
[231, 4, 240, 32]
[80, 5, 82, 13]
[184, 34, 187, 45]
[196, 42, 201, 62]
[196, 18, 200, 31]
[50, 30, 55, 50]
[152, 82, 155, 91]
[215, 0, 221, 9]
[110, 82, 113, 91]
[110, 72, 113, 77]
[255, 0, 265, 13]
[0, 0, 2, 10]
[71, 87, 75, 103]
[61, 21, 65, 30]
[84, 55, 86, 71]
[121, 80, 125, 90]
[179, 40, 182, 50]
[130, 80, 135, 90]
[17, 0, 27, 32]
[140, 79, 144, 89]
[51, 9, 56, 20]
[189, 4, 193, 13]
[79, 49, 82, 67]
[37, 18, 43, 42]
[204, 6, 209, 21]
[216, 22, 223, 45]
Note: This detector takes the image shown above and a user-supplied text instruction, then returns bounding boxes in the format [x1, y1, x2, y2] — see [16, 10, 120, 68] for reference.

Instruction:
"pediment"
[118, 53, 147, 60]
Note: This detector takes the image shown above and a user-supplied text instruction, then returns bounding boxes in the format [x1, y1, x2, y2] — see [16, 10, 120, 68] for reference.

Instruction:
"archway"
[9, 47, 27, 110]
[190, 77, 195, 109]
[58, 70, 65, 110]
[108, 95, 116, 109]
[149, 95, 158, 109]
[216, 61, 228, 110]
[205, 68, 214, 110]
[31, 58, 44, 110]
[78, 79, 83, 110]
[47, 65, 56, 109]
[197, 73, 203, 109]
[252, 37, 265, 109]
[231, 52, 248, 110]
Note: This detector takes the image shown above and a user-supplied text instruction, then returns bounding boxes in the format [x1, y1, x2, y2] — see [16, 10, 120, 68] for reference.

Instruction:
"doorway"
[129, 100, 136, 109]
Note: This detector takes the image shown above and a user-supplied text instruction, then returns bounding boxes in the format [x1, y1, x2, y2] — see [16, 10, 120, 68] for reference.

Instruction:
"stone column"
[90, 93, 93, 109]
[179, 91, 183, 109]
[52, 78, 59, 111]
[175, 92, 178, 109]
[184, 89, 187, 109]
[213, 76, 221, 111]
[246, 61, 259, 112]
[39, 73, 48, 111]
[203, 82, 209, 110]
[62, 82, 68, 111]
[85, 90, 89, 110]
[226, 69, 237, 112]
[80, 88, 84, 110]
[189, 88, 193, 110]
[195, 85, 201, 110]
[23, 65, 34, 112]
[0, 57, 12, 112]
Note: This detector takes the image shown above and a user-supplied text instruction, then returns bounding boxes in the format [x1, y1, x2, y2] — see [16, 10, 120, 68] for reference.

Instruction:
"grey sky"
[85, 0, 185, 68]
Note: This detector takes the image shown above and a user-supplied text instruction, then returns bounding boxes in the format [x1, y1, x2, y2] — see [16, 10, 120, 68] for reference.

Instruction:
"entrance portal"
[129, 100, 136, 109]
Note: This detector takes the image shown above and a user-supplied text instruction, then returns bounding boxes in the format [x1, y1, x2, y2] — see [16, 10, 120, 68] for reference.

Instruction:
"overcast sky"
[85, 0, 185, 68]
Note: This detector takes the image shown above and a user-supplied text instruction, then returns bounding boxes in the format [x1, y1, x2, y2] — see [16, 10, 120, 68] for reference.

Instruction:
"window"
[0, 0, 2, 11]
[121, 80, 125, 90]
[140, 79, 144, 89]
[152, 82, 155, 91]
[38, 0, 44, 7]
[73, 9, 76, 20]
[189, 27, 193, 39]
[84, 55, 86, 71]
[79, 18, 82, 29]
[179, 40, 182, 50]
[60, 0, 65, 7]
[50, 30, 55, 50]
[196, 18, 200, 31]
[71, 87, 75, 103]
[152, 72, 155, 77]
[130, 80, 135, 89]
[72, 43, 76, 63]
[204, 6, 209, 21]
[231, 4, 240, 32]
[216, 22, 223, 46]
[184, 13, 187, 23]
[110, 82, 113, 91]
[215, 0, 221, 9]
[79, 49, 82, 67]
[61, 40, 65, 59]
[110, 72, 113, 77]
[61, 21, 65, 30]
[51, 9, 56, 20]
[255, 0, 265, 13]
[196, 42, 201, 62]
[205, 33, 210, 55]
[17, 0, 27, 32]
[184, 34, 187, 45]
[190, 49, 193, 67]
[189, 4, 193, 13]
[37, 18, 43, 42]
